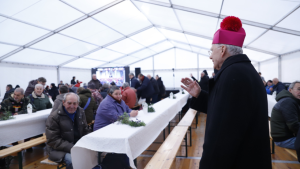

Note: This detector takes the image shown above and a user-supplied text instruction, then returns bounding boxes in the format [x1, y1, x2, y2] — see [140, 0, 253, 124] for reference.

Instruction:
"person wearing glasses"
[181, 16, 271, 169]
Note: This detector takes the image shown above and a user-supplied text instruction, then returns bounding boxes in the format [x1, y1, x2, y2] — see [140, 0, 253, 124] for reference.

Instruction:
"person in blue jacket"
[270, 78, 286, 95]
[128, 73, 140, 89]
[265, 80, 274, 95]
[133, 73, 155, 104]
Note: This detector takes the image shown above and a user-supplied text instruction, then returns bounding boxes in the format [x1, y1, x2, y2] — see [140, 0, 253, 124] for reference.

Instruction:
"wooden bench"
[41, 158, 66, 169]
[0, 135, 47, 169]
[285, 148, 297, 160]
[178, 108, 197, 146]
[145, 126, 189, 169]
[268, 120, 275, 154]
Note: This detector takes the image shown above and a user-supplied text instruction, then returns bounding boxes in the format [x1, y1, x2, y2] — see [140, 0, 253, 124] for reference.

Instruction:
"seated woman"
[28, 84, 52, 112]
[94, 86, 138, 131]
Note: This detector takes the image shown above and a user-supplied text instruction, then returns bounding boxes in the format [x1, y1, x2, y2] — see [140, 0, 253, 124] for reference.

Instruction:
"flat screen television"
[91, 66, 130, 87]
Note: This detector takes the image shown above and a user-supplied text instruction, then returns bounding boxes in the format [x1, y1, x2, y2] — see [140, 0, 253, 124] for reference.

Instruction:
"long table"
[267, 95, 277, 117]
[0, 109, 51, 146]
[71, 92, 190, 169]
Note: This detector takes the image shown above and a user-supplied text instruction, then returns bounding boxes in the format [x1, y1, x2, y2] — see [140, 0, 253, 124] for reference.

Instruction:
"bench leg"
[196, 112, 198, 129]
[18, 152, 23, 169]
[185, 133, 188, 157]
[134, 158, 137, 167]
[271, 139, 275, 154]
[168, 122, 171, 134]
[189, 127, 192, 147]
[163, 129, 165, 141]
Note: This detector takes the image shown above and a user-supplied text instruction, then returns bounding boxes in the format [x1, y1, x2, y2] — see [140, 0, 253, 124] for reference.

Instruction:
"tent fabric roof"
[0, 0, 299, 69]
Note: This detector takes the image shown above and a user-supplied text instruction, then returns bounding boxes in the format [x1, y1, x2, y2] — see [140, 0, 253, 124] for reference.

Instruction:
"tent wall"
[0, 63, 57, 97]
[59, 68, 91, 86]
[260, 57, 279, 82]
[282, 51, 300, 83]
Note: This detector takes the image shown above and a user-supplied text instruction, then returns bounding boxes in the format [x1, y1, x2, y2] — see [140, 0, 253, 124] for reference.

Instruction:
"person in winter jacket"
[46, 93, 90, 169]
[156, 75, 165, 101]
[1, 88, 29, 115]
[28, 84, 52, 112]
[134, 74, 155, 104]
[3, 84, 15, 101]
[129, 73, 140, 89]
[87, 82, 103, 108]
[100, 83, 109, 99]
[89, 74, 102, 90]
[271, 81, 300, 149]
[74, 80, 82, 87]
[190, 71, 209, 92]
[48, 83, 59, 102]
[270, 78, 286, 95]
[77, 88, 97, 124]
[265, 80, 274, 95]
[121, 82, 136, 108]
[147, 74, 160, 104]
[71, 76, 76, 85]
[53, 85, 69, 111]
[24, 77, 47, 97]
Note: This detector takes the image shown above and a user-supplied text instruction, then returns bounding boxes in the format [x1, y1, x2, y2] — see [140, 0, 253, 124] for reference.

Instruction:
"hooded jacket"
[271, 89, 300, 142]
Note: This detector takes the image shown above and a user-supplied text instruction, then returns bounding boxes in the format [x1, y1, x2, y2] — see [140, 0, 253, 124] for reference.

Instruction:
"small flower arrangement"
[182, 89, 185, 94]
[148, 104, 155, 113]
[173, 95, 176, 99]
[0, 111, 14, 121]
[117, 112, 145, 127]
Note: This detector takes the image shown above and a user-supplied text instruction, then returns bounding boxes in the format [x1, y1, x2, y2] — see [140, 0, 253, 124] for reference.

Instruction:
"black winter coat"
[199, 75, 209, 92]
[130, 77, 140, 89]
[157, 77, 165, 96]
[191, 54, 271, 169]
[3, 88, 15, 100]
[49, 87, 59, 101]
[137, 76, 155, 98]
[46, 105, 90, 163]
[100, 88, 109, 99]
[149, 77, 160, 95]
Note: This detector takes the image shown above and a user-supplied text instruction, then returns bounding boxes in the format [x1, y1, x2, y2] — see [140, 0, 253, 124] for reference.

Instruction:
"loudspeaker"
[135, 68, 141, 78]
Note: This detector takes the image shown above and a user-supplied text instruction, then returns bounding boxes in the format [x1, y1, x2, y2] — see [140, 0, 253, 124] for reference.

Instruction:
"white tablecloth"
[0, 109, 51, 146]
[71, 93, 190, 169]
[267, 95, 277, 117]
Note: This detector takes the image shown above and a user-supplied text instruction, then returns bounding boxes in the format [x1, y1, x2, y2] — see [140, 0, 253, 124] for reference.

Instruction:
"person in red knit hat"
[181, 16, 271, 169]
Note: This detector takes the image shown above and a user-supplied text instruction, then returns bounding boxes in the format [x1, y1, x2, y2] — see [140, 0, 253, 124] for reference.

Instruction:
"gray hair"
[14, 88, 24, 95]
[108, 86, 120, 95]
[218, 44, 243, 56]
[63, 93, 80, 103]
[35, 84, 43, 89]
[102, 83, 109, 89]
[123, 82, 130, 88]
[129, 73, 134, 76]
[289, 81, 300, 89]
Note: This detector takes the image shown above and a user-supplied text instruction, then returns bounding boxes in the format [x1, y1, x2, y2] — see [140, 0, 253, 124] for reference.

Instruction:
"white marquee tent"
[0, 0, 300, 95]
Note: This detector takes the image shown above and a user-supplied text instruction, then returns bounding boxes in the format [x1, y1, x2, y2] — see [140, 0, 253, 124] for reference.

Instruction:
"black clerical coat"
[191, 54, 271, 169]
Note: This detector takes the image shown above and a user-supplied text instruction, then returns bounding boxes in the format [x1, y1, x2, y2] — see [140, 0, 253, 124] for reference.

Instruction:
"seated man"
[271, 81, 300, 149]
[3, 84, 15, 101]
[46, 93, 90, 169]
[24, 77, 47, 97]
[270, 78, 286, 95]
[0, 88, 29, 115]
[28, 84, 52, 112]
[265, 80, 274, 95]
[121, 82, 136, 109]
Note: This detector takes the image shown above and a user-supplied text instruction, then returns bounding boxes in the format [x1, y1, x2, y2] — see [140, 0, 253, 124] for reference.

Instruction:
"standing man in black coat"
[156, 75, 165, 101]
[128, 73, 140, 89]
[181, 16, 271, 169]
[133, 74, 155, 104]
[191, 71, 209, 92]
[71, 76, 76, 85]
[147, 74, 160, 104]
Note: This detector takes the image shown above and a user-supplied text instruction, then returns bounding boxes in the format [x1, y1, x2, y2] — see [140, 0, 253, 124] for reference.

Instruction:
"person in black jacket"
[147, 75, 160, 104]
[271, 82, 300, 149]
[270, 78, 286, 95]
[3, 84, 15, 101]
[48, 83, 59, 101]
[156, 75, 165, 101]
[71, 76, 76, 85]
[129, 73, 140, 89]
[100, 83, 109, 99]
[133, 74, 154, 104]
[190, 70, 209, 92]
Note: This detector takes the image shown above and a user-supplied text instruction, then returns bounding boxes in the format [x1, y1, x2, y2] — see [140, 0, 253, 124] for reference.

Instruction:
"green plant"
[148, 104, 155, 113]
[117, 112, 146, 127]
[0, 111, 14, 121]
[173, 96, 176, 99]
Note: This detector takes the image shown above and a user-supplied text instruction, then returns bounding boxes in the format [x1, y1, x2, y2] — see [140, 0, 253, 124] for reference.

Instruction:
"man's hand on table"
[130, 110, 138, 117]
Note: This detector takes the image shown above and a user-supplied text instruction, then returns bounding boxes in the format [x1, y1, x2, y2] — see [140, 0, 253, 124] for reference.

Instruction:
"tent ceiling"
[0, 0, 299, 69]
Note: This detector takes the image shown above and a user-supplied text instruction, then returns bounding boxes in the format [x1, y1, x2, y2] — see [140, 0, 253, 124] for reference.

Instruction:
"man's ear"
[221, 45, 227, 58]
[289, 88, 292, 93]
